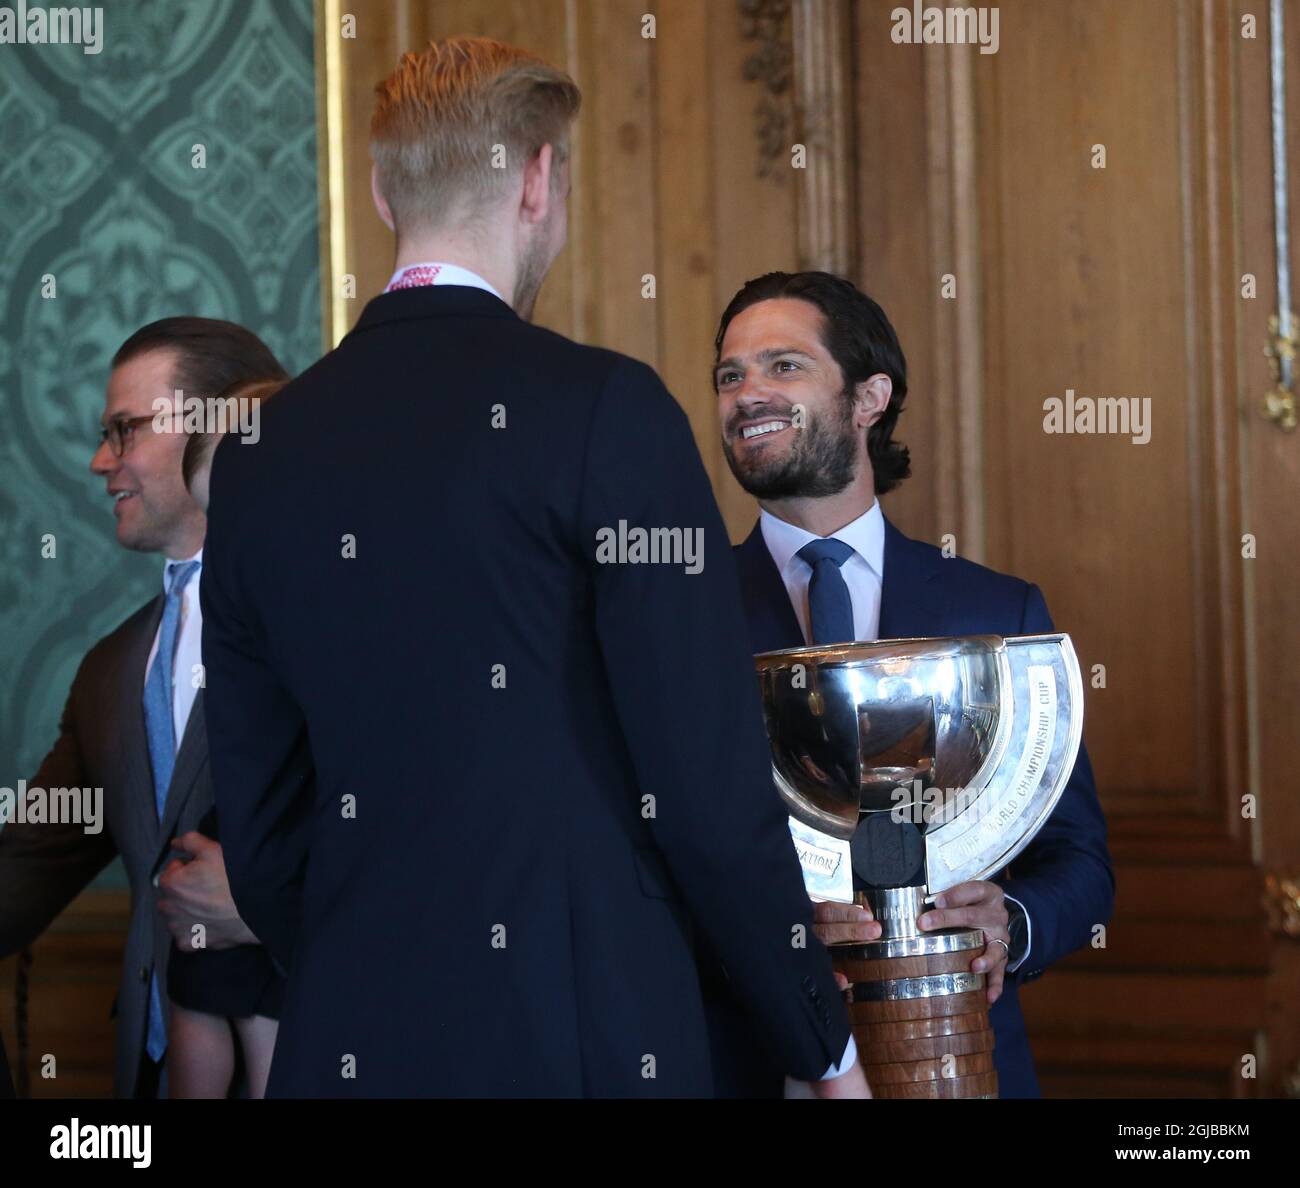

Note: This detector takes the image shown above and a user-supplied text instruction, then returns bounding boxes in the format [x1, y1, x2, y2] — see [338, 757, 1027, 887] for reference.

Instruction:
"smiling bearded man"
[704, 270, 1114, 1100]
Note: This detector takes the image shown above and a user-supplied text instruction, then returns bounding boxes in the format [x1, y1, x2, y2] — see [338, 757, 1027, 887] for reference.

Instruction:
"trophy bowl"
[754, 633, 1083, 898]
[755, 635, 1009, 838]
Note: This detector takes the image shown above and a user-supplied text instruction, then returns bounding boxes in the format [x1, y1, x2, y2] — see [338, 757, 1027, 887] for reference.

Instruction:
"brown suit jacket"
[0, 596, 213, 1097]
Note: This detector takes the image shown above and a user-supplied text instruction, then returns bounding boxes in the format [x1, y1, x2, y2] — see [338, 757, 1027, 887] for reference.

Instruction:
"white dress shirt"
[760, 503, 885, 644]
[144, 548, 203, 748]
[759, 502, 1031, 1085]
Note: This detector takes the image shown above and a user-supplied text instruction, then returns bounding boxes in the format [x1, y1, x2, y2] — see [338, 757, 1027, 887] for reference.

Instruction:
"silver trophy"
[754, 634, 1083, 1098]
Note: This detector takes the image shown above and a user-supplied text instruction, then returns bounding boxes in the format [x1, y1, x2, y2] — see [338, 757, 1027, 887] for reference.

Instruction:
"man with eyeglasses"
[0, 317, 287, 1098]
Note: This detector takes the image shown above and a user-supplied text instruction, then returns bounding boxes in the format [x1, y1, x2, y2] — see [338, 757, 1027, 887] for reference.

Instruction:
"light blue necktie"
[142, 559, 199, 1063]
[797, 538, 856, 644]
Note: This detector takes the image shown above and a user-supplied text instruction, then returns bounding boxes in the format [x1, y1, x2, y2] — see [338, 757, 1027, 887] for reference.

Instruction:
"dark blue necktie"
[797, 538, 856, 644]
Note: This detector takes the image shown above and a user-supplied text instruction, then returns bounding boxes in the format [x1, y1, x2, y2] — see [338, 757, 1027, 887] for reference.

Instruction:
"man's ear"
[371, 162, 395, 232]
[519, 143, 555, 226]
[853, 374, 893, 430]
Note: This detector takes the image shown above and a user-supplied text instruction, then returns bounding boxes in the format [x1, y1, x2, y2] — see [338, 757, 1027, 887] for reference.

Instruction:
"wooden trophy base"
[831, 925, 997, 1099]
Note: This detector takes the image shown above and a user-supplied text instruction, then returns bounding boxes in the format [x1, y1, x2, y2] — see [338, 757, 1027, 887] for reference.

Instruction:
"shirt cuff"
[819, 1034, 858, 1080]
[1003, 891, 1032, 973]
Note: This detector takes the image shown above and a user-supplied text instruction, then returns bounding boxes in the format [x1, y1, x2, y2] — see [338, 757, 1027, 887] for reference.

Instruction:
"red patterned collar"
[382, 262, 503, 300]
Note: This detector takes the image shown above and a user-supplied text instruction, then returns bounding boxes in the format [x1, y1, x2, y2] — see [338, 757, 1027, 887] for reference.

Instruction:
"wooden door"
[851, 0, 1298, 1096]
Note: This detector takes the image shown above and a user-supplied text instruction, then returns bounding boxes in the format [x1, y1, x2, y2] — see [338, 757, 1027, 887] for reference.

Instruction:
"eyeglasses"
[98, 415, 161, 458]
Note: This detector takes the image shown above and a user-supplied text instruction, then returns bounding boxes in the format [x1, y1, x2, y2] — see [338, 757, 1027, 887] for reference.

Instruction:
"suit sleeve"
[0, 676, 117, 956]
[200, 436, 314, 971]
[994, 583, 1115, 982]
[577, 358, 851, 1080]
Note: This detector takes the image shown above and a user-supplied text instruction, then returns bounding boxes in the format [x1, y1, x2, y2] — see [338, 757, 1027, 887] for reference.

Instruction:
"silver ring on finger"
[985, 936, 1009, 960]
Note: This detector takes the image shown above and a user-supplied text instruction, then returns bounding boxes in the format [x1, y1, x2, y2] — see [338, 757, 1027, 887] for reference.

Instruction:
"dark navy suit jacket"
[720, 514, 1115, 1098]
[201, 285, 852, 1096]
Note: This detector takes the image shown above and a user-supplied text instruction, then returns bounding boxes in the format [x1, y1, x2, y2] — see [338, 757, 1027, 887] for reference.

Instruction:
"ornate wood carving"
[738, 0, 793, 181]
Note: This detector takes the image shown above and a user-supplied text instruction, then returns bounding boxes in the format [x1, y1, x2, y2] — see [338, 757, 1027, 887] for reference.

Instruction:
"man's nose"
[89, 439, 115, 476]
[734, 381, 772, 412]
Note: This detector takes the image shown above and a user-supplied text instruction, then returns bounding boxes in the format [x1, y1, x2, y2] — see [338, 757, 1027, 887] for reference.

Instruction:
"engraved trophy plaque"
[755, 634, 1084, 1099]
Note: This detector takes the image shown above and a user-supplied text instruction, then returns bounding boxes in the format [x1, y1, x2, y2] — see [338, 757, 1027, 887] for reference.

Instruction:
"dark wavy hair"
[712, 271, 911, 495]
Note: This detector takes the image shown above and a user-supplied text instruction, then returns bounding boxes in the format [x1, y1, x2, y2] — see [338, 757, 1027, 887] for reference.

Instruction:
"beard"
[722, 385, 859, 500]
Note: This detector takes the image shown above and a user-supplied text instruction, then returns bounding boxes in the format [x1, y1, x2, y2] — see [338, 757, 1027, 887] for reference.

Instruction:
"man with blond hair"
[201, 37, 867, 1097]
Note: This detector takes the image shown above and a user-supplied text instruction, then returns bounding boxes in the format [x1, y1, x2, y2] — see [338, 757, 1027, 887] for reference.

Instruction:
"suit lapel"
[734, 522, 805, 654]
[878, 516, 951, 639]
[115, 597, 164, 858]
[159, 689, 208, 850]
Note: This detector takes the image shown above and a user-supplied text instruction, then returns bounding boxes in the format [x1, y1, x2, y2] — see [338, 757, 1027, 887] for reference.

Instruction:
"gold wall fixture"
[1263, 315, 1298, 430]
[1264, 871, 1300, 939]
[1266, 0, 1297, 431]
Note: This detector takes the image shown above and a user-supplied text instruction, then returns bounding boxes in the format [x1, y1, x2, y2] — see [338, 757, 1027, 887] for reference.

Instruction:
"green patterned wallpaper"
[0, 0, 322, 879]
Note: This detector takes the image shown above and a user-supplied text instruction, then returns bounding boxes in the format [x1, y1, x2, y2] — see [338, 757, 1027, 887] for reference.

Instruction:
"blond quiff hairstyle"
[370, 36, 582, 237]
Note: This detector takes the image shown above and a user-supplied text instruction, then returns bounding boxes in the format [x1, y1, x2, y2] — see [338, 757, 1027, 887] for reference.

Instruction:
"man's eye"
[121, 423, 136, 438]
[775, 360, 799, 373]
[718, 372, 738, 386]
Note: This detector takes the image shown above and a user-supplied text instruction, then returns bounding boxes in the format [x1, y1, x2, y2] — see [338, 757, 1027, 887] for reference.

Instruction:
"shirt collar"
[163, 547, 203, 591]
[383, 261, 504, 301]
[760, 502, 885, 581]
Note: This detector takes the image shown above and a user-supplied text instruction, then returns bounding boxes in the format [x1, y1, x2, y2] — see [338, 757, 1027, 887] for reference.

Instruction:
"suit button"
[139, 966, 149, 982]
